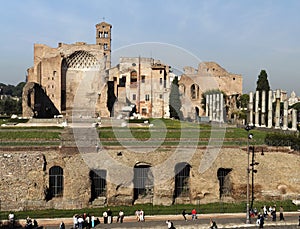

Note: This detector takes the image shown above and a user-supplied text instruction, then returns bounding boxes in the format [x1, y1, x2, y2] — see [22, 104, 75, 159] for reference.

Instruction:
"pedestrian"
[117, 210, 124, 223]
[33, 219, 38, 228]
[103, 211, 108, 224]
[91, 215, 95, 228]
[166, 220, 175, 229]
[271, 206, 276, 221]
[209, 218, 218, 229]
[135, 209, 140, 222]
[73, 214, 78, 229]
[182, 209, 187, 221]
[107, 208, 113, 224]
[59, 221, 65, 229]
[139, 209, 145, 222]
[77, 215, 84, 229]
[8, 212, 14, 228]
[191, 208, 197, 220]
[259, 214, 264, 228]
[279, 206, 284, 221]
[298, 215, 300, 226]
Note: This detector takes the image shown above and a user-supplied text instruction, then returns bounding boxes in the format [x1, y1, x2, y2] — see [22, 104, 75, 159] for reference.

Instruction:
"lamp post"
[245, 125, 253, 224]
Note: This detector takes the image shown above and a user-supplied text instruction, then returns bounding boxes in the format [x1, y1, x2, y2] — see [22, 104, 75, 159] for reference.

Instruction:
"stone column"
[248, 92, 253, 126]
[206, 94, 209, 117]
[291, 109, 297, 131]
[267, 90, 273, 128]
[212, 94, 216, 121]
[209, 94, 213, 121]
[275, 89, 281, 129]
[255, 91, 260, 126]
[216, 93, 220, 122]
[261, 90, 266, 127]
[220, 93, 224, 123]
[282, 100, 288, 130]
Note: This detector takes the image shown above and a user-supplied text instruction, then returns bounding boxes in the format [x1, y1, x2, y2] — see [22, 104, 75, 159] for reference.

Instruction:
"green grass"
[0, 131, 61, 140]
[0, 200, 297, 220]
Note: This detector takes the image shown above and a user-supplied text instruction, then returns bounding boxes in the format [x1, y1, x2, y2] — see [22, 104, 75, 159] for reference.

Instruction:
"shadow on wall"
[23, 82, 60, 118]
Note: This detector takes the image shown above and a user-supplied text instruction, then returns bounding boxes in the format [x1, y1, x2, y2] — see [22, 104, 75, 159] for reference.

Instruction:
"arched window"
[90, 170, 107, 202]
[49, 166, 64, 197]
[190, 84, 199, 99]
[173, 163, 190, 200]
[130, 71, 137, 86]
[133, 164, 153, 202]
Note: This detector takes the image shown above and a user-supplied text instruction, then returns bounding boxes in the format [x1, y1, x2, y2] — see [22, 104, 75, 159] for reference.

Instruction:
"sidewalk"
[2, 212, 299, 228]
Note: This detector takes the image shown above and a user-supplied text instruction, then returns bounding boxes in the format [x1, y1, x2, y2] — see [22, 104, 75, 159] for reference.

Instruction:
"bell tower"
[96, 21, 112, 69]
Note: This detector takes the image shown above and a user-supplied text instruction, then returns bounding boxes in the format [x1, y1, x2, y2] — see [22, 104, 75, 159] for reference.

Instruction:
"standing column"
[220, 93, 224, 123]
[209, 94, 213, 121]
[255, 91, 260, 126]
[248, 92, 254, 126]
[212, 94, 216, 121]
[282, 100, 288, 130]
[261, 90, 266, 127]
[216, 93, 220, 122]
[275, 89, 281, 129]
[291, 109, 297, 131]
[206, 94, 209, 117]
[267, 90, 273, 128]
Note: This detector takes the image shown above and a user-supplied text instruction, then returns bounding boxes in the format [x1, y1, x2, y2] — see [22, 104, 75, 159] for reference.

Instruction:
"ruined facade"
[179, 62, 242, 119]
[108, 57, 171, 118]
[0, 144, 299, 211]
[23, 21, 242, 121]
[23, 22, 112, 118]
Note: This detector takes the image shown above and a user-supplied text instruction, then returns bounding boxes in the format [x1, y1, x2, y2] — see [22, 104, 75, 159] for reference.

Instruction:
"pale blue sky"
[0, 0, 299, 94]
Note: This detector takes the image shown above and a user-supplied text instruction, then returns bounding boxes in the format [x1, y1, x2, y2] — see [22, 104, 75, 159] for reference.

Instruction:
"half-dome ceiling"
[65, 50, 99, 70]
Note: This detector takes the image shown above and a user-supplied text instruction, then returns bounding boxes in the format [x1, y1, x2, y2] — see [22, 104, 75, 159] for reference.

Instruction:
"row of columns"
[248, 89, 297, 131]
[206, 93, 224, 122]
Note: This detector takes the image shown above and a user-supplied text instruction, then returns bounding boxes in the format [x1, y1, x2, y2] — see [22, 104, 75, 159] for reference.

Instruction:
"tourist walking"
[191, 208, 197, 220]
[279, 206, 284, 221]
[209, 218, 218, 229]
[59, 221, 65, 229]
[182, 209, 187, 221]
[107, 208, 113, 224]
[139, 209, 145, 222]
[117, 210, 124, 223]
[103, 211, 108, 224]
[166, 220, 175, 229]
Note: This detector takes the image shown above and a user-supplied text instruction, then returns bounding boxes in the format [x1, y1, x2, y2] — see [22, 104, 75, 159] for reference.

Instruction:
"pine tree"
[169, 76, 183, 120]
[255, 70, 271, 125]
[256, 70, 270, 92]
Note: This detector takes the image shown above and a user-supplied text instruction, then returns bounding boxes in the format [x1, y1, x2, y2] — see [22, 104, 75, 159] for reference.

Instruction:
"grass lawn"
[0, 200, 297, 220]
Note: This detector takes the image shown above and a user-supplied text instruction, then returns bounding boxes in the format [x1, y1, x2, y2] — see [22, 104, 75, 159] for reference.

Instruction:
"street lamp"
[245, 124, 253, 224]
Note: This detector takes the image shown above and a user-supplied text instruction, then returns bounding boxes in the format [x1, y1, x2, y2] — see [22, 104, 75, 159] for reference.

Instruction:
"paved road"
[26, 212, 299, 229]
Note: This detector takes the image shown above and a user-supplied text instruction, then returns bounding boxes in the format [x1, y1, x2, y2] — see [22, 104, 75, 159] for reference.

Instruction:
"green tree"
[255, 70, 271, 124]
[256, 70, 270, 92]
[169, 76, 183, 120]
[238, 94, 249, 109]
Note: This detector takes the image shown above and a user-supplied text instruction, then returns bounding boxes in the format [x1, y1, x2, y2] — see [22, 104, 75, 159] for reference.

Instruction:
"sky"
[0, 0, 299, 94]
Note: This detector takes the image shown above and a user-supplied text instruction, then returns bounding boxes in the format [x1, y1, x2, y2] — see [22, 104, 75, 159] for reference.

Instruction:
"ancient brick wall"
[0, 146, 299, 211]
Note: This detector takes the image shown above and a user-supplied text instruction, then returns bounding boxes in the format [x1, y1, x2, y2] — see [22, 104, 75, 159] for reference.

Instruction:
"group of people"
[135, 209, 145, 222]
[181, 208, 198, 221]
[255, 205, 285, 228]
[73, 213, 99, 228]
[102, 208, 125, 224]
[25, 216, 38, 229]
